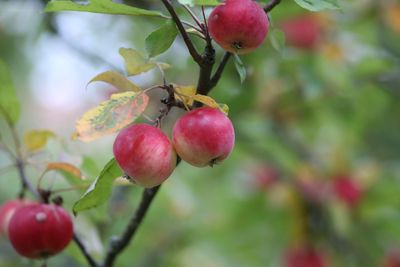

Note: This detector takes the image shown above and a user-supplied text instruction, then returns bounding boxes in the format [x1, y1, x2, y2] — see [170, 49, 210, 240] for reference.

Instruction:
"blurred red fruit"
[249, 165, 279, 190]
[284, 246, 327, 267]
[333, 176, 362, 207]
[383, 249, 400, 267]
[280, 15, 322, 50]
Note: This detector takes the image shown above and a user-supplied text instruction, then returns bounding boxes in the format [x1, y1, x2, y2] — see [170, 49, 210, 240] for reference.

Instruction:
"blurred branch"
[264, 0, 282, 13]
[74, 234, 100, 267]
[102, 185, 161, 267]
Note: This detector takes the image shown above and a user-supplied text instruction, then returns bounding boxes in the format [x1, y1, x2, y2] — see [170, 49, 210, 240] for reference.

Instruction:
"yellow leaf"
[74, 91, 149, 142]
[174, 85, 196, 107]
[192, 94, 229, 115]
[88, 71, 141, 92]
[24, 130, 56, 152]
[46, 162, 83, 180]
[119, 48, 157, 75]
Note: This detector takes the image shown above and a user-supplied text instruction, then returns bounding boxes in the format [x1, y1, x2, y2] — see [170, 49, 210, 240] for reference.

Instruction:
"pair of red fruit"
[0, 200, 73, 259]
[113, 107, 235, 187]
[113, 0, 270, 186]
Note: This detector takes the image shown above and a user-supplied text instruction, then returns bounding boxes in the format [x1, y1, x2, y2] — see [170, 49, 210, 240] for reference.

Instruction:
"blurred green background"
[1, 0, 400, 266]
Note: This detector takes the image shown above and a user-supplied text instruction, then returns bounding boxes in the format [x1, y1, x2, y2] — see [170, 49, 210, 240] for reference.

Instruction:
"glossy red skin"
[8, 203, 73, 259]
[113, 124, 177, 188]
[172, 107, 235, 167]
[208, 0, 269, 54]
[333, 176, 362, 207]
[280, 15, 322, 50]
[0, 199, 27, 238]
[285, 247, 327, 267]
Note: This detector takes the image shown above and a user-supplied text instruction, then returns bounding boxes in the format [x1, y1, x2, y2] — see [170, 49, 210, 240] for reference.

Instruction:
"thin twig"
[264, 0, 282, 13]
[210, 52, 232, 88]
[161, 0, 203, 65]
[74, 233, 99, 267]
[102, 186, 161, 267]
[182, 5, 203, 29]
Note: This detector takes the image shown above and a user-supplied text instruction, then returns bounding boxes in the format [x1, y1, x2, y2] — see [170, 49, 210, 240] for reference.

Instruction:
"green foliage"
[73, 158, 123, 214]
[0, 59, 20, 125]
[293, 0, 340, 11]
[269, 29, 286, 52]
[178, 0, 220, 6]
[233, 54, 246, 83]
[45, 0, 165, 17]
[145, 20, 178, 58]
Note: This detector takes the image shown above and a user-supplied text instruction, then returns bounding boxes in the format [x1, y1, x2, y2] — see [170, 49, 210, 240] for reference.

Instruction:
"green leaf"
[74, 91, 149, 142]
[269, 29, 286, 52]
[73, 158, 123, 214]
[88, 71, 141, 92]
[45, 0, 165, 17]
[233, 54, 246, 84]
[119, 48, 157, 75]
[0, 59, 20, 124]
[293, 0, 340, 11]
[145, 20, 178, 58]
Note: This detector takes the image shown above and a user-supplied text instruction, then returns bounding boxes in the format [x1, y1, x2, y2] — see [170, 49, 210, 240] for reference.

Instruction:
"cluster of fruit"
[113, 107, 235, 187]
[0, 200, 73, 259]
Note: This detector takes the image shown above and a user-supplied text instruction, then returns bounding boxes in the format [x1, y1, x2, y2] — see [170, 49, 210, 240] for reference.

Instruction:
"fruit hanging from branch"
[208, 0, 270, 54]
[8, 203, 73, 259]
[172, 107, 235, 167]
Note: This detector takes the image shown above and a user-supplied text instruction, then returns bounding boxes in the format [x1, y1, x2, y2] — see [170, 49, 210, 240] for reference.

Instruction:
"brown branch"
[102, 185, 161, 267]
[73, 233, 99, 267]
[161, 0, 203, 64]
[210, 52, 232, 88]
[264, 0, 282, 13]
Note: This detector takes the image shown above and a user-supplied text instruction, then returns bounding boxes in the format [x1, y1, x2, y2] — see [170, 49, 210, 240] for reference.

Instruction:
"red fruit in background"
[0, 199, 28, 238]
[249, 165, 279, 190]
[280, 15, 322, 50]
[8, 203, 73, 259]
[284, 246, 327, 267]
[333, 176, 362, 207]
[382, 249, 400, 267]
[172, 107, 235, 167]
[113, 124, 177, 188]
[208, 0, 269, 54]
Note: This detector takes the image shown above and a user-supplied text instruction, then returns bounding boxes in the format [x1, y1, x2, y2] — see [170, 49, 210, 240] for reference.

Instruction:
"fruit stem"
[264, 0, 282, 13]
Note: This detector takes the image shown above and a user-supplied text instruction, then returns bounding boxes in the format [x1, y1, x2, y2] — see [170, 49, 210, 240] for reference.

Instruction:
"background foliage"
[1, 0, 400, 266]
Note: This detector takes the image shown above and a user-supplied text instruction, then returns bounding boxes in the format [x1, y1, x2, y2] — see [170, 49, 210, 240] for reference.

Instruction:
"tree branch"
[161, 0, 203, 65]
[210, 52, 231, 89]
[74, 233, 99, 267]
[102, 185, 161, 267]
[264, 0, 282, 13]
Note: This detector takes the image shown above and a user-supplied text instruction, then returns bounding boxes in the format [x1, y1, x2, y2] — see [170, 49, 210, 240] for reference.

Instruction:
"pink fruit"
[333, 176, 362, 207]
[280, 15, 322, 50]
[172, 107, 235, 167]
[284, 246, 327, 267]
[249, 165, 279, 190]
[0, 199, 27, 238]
[113, 124, 177, 188]
[382, 249, 400, 267]
[8, 203, 73, 259]
[208, 0, 269, 54]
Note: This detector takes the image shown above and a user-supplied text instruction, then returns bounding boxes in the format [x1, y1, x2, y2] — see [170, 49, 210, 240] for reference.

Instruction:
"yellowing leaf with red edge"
[46, 162, 83, 180]
[192, 94, 229, 114]
[24, 130, 56, 152]
[74, 91, 149, 142]
[88, 71, 141, 92]
[119, 48, 157, 75]
[174, 85, 196, 107]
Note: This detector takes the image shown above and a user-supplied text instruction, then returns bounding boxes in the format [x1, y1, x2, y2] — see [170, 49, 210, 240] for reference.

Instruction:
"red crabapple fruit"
[208, 0, 269, 54]
[333, 176, 362, 207]
[280, 15, 322, 50]
[0, 199, 28, 238]
[113, 124, 177, 188]
[284, 246, 327, 267]
[8, 203, 73, 259]
[172, 107, 235, 167]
